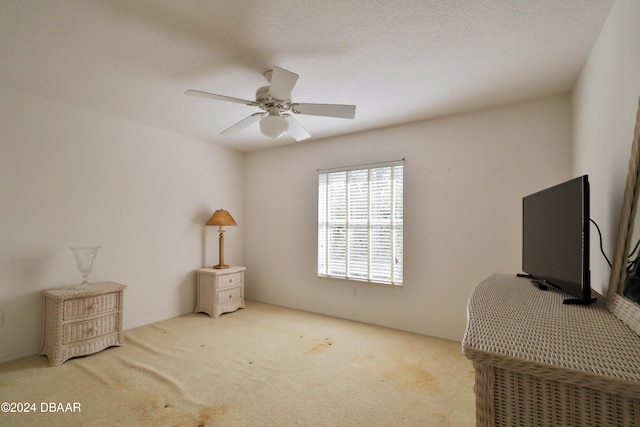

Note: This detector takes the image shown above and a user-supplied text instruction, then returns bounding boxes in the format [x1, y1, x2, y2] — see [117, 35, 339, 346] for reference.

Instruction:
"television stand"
[463, 273, 640, 426]
[530, 279, 548, 290]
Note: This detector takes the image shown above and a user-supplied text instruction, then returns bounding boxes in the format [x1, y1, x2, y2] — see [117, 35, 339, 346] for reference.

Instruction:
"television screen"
[522, 175, 593, 304]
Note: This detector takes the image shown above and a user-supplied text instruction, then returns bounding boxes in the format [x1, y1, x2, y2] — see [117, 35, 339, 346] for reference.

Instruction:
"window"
[317, 160, 403, 285]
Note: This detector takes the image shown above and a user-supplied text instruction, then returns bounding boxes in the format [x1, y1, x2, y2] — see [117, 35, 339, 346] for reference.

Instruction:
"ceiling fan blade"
[283, 115, 311, 141]
[220, 113, 264, 135]
[291, 103, 356, 119]
[268, 66, 299, 101]
[185, 89, 257, 106]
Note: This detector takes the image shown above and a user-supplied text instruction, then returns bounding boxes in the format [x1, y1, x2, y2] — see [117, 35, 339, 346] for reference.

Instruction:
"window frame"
[317, 159, 404, 285]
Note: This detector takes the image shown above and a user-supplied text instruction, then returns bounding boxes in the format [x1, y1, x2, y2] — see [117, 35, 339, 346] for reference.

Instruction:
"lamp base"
[212, 264, 230, 269]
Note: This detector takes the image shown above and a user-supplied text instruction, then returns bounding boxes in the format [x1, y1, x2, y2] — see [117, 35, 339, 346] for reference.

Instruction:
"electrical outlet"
[352, 287, 358, 297]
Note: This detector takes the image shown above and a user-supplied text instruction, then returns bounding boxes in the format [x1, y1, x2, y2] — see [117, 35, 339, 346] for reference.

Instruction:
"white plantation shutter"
[318, 160, 404, 285]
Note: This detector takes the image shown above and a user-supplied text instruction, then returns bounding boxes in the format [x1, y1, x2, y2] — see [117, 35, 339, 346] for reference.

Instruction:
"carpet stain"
[431, 412, 452, 426]
[387, 359, 440, 394]
[307, 337, 333, 353]
[133, 396, 170, 423]
[194, 404, 230, 426]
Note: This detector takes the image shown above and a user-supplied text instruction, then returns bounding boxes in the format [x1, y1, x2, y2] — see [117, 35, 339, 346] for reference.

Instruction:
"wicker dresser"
[463, 273, 640, 426]
[41, 282, 126, 367]
[195, 266, 246, 317]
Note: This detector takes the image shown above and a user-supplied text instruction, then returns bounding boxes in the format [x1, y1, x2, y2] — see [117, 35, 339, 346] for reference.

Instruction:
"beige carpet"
[0, 300, 475, 426]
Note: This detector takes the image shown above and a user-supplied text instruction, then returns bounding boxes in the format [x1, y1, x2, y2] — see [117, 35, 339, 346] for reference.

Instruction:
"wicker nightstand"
[195, 266, 246, 317]
[41, 282, 126, 367]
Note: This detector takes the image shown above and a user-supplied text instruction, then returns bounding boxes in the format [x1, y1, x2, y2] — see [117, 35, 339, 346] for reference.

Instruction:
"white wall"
[245, 96, 572, 341]
[0, 84, 245, 362]
[573, 0, 640, 295]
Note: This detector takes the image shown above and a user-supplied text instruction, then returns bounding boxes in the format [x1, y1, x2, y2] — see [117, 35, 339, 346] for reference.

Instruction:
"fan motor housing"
[256, 86, 290, 111]
[255, 86, 271, 103]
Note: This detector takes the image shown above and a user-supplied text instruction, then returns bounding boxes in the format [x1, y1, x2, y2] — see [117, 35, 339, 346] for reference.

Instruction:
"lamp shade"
[206, 209, 237, 227]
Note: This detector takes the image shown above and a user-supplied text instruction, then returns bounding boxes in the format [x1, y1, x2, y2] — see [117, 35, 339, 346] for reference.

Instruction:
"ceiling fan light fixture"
[185, 66, 356, 141]
[260, 114, 289, 139]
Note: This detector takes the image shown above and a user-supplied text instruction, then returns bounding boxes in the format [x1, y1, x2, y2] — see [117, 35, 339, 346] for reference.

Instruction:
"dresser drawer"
[62, 314, 118, 344]
[217, 286, 242, 304]
[217, 272, 243, 289]
[63, 293, 119, 320]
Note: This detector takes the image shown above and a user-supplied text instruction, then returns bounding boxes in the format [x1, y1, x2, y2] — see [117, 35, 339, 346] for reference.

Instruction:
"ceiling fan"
[185, 66, 356, 141]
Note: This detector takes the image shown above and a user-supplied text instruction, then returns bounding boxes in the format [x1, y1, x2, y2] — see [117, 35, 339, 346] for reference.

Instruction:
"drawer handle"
[229, 294, 233, 299]
[90, 326, 98, 333]
[91, 304, 98, 311]
[228, 278, 233, 283]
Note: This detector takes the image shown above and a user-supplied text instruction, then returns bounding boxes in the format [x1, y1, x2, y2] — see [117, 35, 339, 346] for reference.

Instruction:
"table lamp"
[206, 209, 237, 269]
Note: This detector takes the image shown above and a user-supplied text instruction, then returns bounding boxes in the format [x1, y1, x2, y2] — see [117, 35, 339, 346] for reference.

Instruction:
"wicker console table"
[463, 273, 640, 426]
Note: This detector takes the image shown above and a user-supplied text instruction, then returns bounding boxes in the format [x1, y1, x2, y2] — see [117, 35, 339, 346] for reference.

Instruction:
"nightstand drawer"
[217, 286, 242, 303]
[64, 293, 119, 320]
[63, 314, 118, 344]
[217, 272, 243, 289]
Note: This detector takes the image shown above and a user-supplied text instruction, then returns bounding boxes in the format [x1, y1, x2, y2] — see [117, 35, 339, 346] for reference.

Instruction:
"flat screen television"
[521, 175, 593, 304]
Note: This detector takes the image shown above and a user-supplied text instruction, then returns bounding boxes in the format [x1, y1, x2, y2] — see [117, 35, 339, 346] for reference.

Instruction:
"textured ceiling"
[0, 0, 615, 151]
